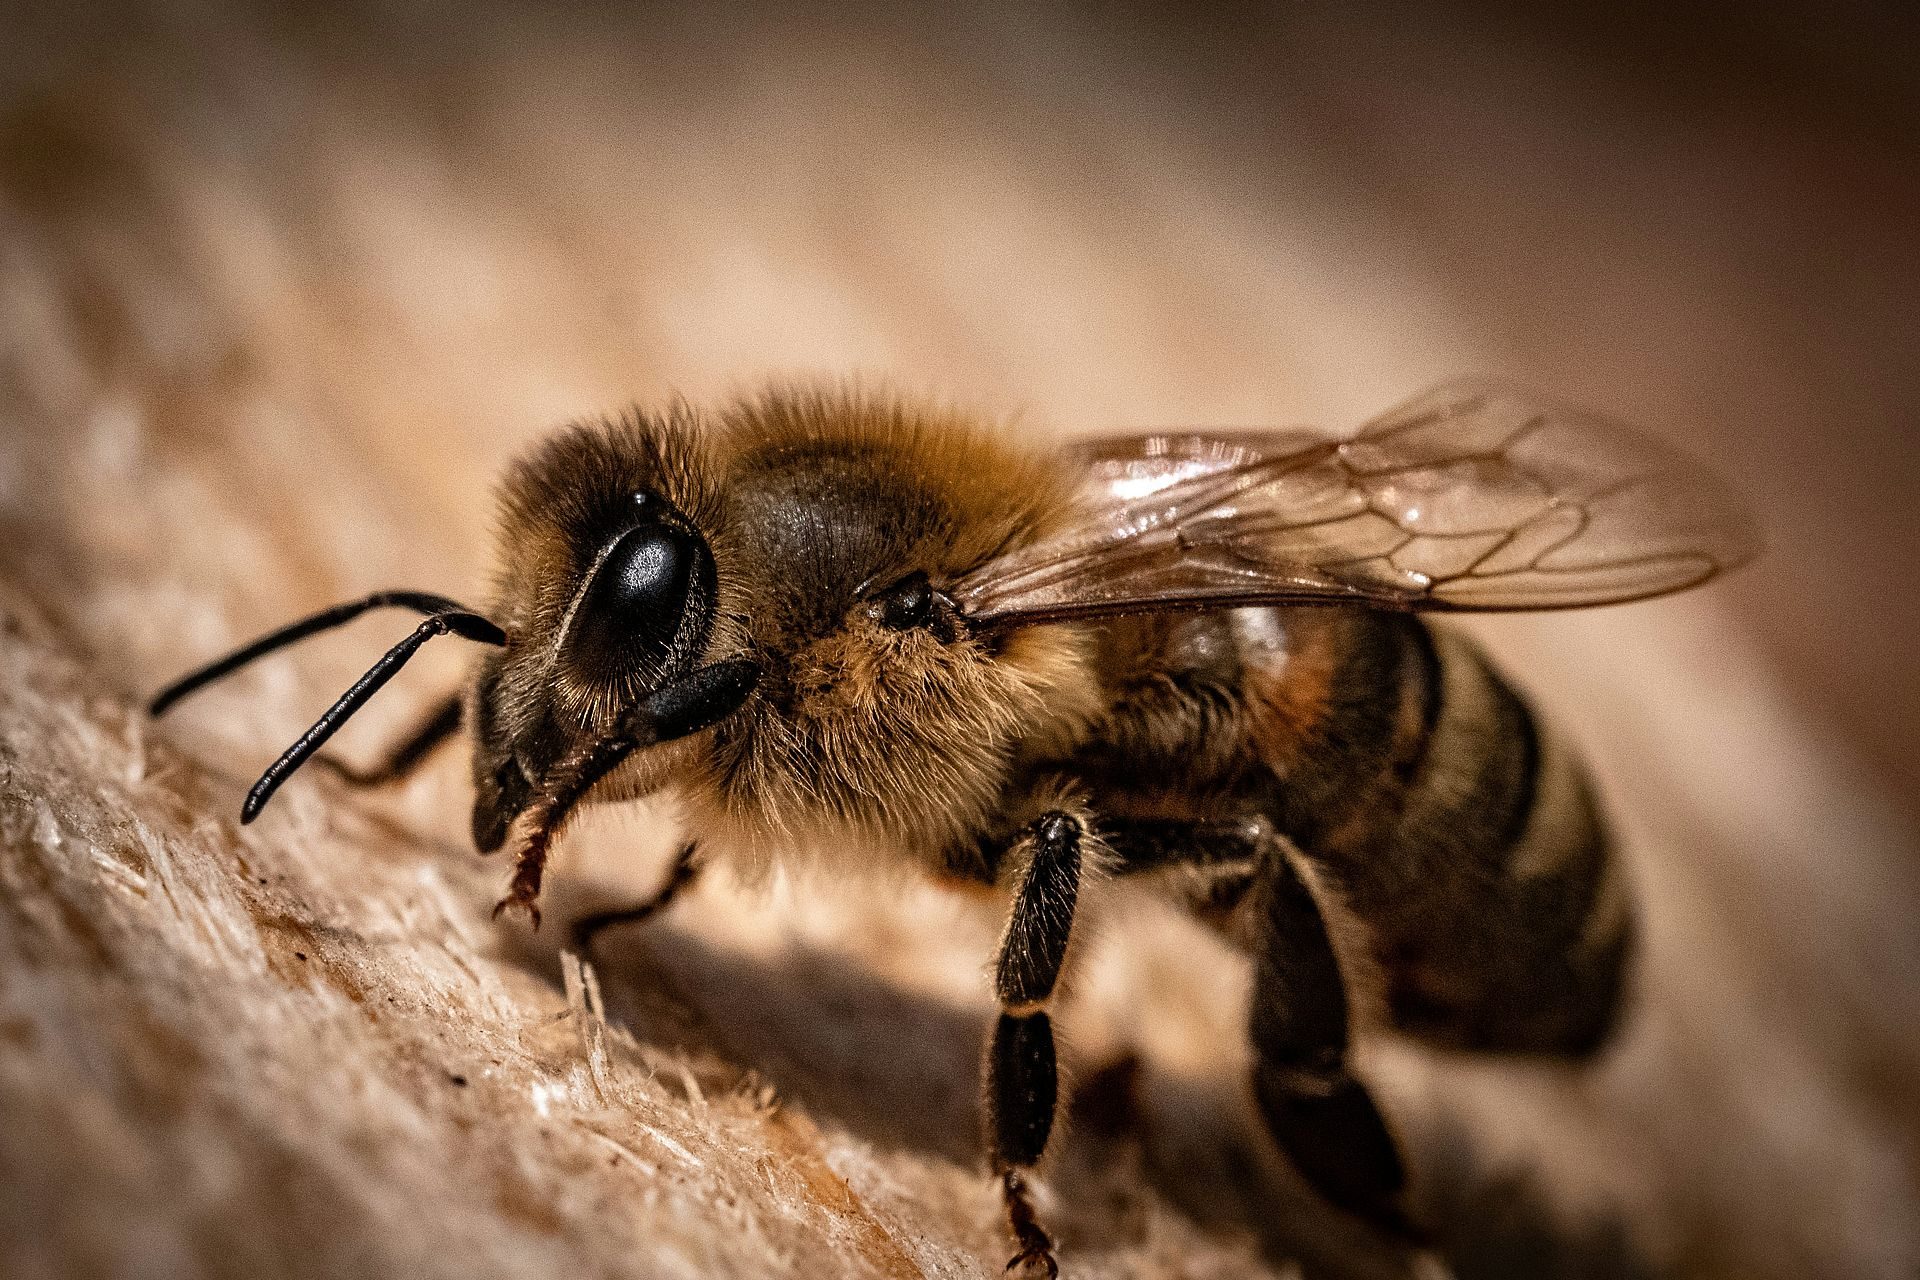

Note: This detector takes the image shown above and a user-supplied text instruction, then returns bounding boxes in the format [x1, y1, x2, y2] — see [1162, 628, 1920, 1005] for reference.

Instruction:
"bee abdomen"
[1250, 612, 1634, 1058]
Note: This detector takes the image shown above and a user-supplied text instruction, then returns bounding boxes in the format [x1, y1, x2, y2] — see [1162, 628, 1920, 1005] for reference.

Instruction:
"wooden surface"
[2, 4, 1917, 1278]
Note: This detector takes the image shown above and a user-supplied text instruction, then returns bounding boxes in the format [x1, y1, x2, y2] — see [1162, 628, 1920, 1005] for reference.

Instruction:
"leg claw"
[1004, 1247, 1058, 1278]
[999, 1169, 1057, 1278]
[491, 892, 541, 931]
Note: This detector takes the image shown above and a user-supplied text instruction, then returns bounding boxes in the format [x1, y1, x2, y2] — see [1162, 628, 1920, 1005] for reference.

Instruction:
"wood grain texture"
[2, 4, 1916, 1278]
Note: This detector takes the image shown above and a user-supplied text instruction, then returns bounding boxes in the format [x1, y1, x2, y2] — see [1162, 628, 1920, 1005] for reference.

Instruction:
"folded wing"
[951, 381, 1759, 626]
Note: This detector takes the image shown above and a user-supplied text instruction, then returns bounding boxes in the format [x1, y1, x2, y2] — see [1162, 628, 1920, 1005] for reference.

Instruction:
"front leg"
[985, 809, 1091, 1279]
[492, 657, 759, 927]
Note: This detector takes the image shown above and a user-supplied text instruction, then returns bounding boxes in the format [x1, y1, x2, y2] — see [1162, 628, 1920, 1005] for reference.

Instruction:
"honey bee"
[150, 381, 1757, 1276]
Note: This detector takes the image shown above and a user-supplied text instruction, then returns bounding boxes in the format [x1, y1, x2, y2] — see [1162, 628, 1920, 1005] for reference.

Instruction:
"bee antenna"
[149, 591, 501, 716]
[230, 607, 507, 823]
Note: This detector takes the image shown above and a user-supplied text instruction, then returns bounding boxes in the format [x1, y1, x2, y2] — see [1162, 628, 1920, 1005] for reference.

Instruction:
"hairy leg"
[1246, 845, 1419, 1241]
[983, 810, 1089, 1279]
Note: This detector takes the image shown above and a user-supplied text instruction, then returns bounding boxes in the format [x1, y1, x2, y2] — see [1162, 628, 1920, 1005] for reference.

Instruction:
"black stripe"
[1275, 612, 1410, 849]
[1393, 620, 1445, 785]
[1492, 680, 1543, 854]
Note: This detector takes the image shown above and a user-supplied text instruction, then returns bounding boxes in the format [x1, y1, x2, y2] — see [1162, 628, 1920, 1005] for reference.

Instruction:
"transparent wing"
[952, 381, 1760, 626]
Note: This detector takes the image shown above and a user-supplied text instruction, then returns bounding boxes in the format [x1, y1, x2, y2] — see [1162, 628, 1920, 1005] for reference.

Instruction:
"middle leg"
[984, 808, 1091, 1279]
[570, 841, 703, 954]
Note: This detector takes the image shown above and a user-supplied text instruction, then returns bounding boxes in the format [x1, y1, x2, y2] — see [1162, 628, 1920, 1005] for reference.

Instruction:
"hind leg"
[1097, 815, 1417, 1237]
[1247, 846, 1420, 1242]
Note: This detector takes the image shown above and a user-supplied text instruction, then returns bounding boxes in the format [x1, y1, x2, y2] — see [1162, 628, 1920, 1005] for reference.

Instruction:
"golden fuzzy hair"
[482, 385, 1107, 877]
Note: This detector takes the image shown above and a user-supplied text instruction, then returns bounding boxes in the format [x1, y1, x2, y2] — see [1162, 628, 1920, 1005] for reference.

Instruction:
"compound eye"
[567, 504, 712, 677]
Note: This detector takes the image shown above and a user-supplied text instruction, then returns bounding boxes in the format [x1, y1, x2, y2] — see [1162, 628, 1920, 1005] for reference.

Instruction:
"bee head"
[470, 409, 735, 851]
[471, 390, 1104, 868]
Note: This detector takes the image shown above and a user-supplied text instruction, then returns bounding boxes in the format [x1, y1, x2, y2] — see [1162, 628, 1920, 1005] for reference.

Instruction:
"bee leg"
[569, 841, 702, 954]
[1248, 847, 1422, 1244]
[985, 809, 1087, 1279]
[492, 657, 760, 928]
[311, 693, 463, 787]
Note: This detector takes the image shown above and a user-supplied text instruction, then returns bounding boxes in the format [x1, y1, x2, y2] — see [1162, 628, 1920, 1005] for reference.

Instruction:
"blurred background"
[1, 2, 1916, 1278]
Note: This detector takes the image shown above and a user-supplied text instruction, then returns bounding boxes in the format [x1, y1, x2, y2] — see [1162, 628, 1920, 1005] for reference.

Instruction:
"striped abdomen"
[1239, 607, 1633, 1057]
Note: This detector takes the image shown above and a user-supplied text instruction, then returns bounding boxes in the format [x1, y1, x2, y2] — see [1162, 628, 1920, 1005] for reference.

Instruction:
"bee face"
[473, 390, 1103, 862]
[468, 406, 726, 849]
